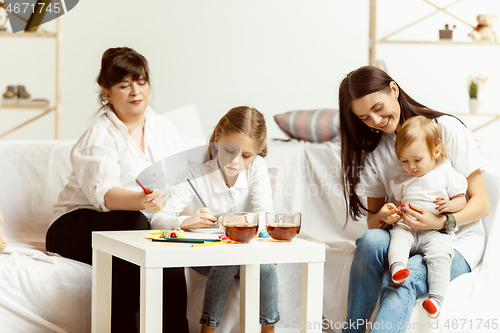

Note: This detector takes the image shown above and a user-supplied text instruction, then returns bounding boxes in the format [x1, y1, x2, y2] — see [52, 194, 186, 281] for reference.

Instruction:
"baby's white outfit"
[389, 163, 468, 301]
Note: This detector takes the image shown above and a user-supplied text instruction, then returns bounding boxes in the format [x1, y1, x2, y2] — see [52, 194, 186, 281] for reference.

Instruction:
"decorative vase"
[469, 98, 480, 114]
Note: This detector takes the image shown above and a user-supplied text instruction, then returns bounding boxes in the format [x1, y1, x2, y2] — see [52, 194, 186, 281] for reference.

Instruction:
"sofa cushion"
[274, 109, 339, 142]
[0, 141, 75, 250]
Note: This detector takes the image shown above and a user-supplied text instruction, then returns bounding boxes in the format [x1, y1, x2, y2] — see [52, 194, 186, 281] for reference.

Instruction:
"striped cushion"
[274, 109, 339, 142]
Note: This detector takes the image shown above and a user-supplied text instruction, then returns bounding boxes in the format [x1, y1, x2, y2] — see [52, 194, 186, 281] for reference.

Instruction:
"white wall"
[1, 0, 499, 141]
[0, 0, 367, 140]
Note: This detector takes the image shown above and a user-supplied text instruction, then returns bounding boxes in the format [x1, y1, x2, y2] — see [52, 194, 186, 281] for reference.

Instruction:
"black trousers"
[46, 209, 189, 333]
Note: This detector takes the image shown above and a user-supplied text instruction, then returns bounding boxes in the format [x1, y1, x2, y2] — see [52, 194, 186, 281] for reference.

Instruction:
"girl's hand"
[139, 189, 163, 212]
[434, 196, 451, 213]
[181, 207, 216, 230]
[401, 203, 446, 230]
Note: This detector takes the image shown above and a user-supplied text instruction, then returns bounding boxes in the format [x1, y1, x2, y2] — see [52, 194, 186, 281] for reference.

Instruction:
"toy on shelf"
[468, 14, 498, 42]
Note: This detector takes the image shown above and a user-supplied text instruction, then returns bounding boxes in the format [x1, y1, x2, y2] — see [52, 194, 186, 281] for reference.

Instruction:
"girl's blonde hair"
[395, 116, 447, 164]
[207, 106, 267, 161]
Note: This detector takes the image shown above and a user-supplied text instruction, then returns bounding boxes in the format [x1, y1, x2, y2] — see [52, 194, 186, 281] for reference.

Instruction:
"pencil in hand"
[136, 179, 152, 194]
[187, 179, 207, 207]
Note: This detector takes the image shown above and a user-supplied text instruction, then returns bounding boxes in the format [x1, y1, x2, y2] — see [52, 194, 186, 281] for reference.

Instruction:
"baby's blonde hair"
[395, 116, 447, 164]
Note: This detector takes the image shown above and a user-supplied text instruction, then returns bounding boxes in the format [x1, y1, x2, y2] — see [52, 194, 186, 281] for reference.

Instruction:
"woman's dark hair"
[96, 47, 150, 111]
[339, 66, 452, 221]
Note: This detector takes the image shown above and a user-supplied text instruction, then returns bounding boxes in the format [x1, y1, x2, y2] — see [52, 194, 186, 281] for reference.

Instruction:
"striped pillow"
[274, 109, 339, 142]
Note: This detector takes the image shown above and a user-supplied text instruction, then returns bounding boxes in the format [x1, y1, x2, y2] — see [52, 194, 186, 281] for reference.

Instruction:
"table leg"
[300, 262, 324, 333]
[140, 267, 163, 333]
[92, 248, 112, 333]
[240, 264, 260, 333]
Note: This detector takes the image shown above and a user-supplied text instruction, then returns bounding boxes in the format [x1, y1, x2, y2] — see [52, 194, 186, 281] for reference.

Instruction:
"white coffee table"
[91, 230, 325, 333]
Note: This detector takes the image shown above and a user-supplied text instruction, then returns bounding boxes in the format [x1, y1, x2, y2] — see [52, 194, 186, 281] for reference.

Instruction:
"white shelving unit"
[0, 17, 62, 139]
[368, 0, 500, 132]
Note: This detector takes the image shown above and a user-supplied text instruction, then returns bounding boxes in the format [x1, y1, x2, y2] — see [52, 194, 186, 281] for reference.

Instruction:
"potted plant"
[468, 75, 488, 114]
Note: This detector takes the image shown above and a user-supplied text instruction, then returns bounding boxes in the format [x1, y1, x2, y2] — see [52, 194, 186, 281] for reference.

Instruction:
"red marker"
[135, 179, 151, 194]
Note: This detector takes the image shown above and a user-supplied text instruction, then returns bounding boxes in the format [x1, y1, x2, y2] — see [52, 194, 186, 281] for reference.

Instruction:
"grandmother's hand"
[401, 203, 446, 230]
[139, 190, 163, 213]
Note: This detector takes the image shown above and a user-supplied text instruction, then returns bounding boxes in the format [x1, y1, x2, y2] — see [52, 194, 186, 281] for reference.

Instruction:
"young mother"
[338, 66, 489, 332]
[46, 47, 190, 333]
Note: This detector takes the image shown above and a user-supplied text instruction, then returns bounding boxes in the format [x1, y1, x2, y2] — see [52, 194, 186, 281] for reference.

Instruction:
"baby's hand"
[379, 203, 401, 225]
[434, 196, 450, 213]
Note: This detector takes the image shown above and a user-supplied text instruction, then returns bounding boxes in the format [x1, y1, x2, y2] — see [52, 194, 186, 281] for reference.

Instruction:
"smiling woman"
[337, 65, 490, 333]
[350, 81, 401, 133]
[338, 66, 454, 220]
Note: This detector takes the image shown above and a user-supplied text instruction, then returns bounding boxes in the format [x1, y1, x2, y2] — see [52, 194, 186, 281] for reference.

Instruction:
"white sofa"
[0, 139, 499, 333]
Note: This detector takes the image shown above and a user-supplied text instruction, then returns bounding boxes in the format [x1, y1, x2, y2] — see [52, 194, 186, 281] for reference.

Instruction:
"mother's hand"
[402, 203, 446, 230]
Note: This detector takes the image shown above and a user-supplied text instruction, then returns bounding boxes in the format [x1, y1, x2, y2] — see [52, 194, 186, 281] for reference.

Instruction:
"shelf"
[452, 113, 500, 132]
[369, 0, 500, 133]
[0, 108, 54, 139]
[378, 40, 500, 45]
[368, 0, 500, 65]
[0, 18, 61, 139]
[0, 105, 55, 110]
[453, 113, 500, 116]
[0, 31, 57, 38]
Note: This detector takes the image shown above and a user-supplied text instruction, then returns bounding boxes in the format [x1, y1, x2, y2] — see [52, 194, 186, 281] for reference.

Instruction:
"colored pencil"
[151, 238, 221, 244]
[191, 240, 231, 247]
[135, 179, 151, 194]
[187, 178, 208, 207]
[152, 238, 204, 244]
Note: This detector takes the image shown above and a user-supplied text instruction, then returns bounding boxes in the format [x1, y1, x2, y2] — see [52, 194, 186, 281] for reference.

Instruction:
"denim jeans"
[194, 264, 280, 328]
[343, 229, 471, 333]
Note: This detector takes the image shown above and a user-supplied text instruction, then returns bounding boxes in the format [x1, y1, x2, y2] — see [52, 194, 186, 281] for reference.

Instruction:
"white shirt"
[390, 163, 468, 215]
[151, 155, 274, 230]
[359, 116, 485, 269]
[52, 106, 184, 223]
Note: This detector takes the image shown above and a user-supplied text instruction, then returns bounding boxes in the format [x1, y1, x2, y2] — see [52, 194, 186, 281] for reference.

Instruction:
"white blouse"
[151, 155, 274, 230]
[359, 115, 485, 270]
[52, 106, 184, 223]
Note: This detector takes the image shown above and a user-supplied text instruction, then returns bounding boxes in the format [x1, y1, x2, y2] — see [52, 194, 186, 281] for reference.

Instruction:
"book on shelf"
[1, 98, 50, 108]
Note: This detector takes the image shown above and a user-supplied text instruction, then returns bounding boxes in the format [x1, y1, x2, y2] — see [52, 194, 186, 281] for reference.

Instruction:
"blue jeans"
[194, 264, 280, 328]
[344, 229, 471, 333]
